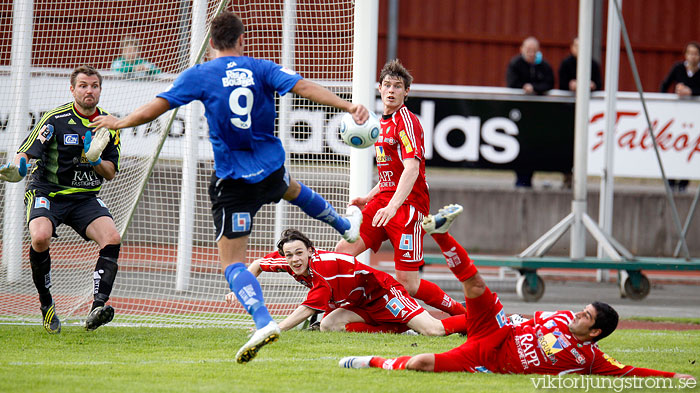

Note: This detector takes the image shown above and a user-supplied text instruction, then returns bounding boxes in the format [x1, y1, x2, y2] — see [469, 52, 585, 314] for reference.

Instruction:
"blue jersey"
[158, 56, 302, 183]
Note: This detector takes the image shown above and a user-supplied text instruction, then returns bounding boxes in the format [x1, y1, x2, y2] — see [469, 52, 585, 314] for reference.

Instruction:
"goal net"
[0, 0, 356, 328]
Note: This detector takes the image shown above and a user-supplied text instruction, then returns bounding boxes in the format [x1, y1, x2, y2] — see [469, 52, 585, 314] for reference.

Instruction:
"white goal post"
[0, 0, 377, 328]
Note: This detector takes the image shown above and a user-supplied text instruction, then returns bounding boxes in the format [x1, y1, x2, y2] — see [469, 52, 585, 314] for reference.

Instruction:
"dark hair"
[276, 229, 315, 255]
[685, 41, 700, 54]
[379, 59, 413, 88]
[70, 65, 102, 87]
[590, 301, 618, 342]
[210, 11, 245, 51]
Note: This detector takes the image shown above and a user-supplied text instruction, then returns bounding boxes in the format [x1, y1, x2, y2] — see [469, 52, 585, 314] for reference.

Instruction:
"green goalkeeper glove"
[85, 127, 110, 165]
[0, 156, 30, 182]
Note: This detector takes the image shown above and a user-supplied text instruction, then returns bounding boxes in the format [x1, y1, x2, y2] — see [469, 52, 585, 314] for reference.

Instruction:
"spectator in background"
[111, 36, 161, 78]
[660, 41, 700, 97]
[506, 37, 554, 95]
[659, 41, 700, 192]
[559, 37, 602, 92]
[506, 37, 554, 188]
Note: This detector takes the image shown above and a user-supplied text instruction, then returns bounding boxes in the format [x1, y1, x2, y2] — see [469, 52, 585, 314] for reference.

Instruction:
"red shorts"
[360, 196, 426, 271]
[342, 285, 424, 325]
[433, 287, 514, 373]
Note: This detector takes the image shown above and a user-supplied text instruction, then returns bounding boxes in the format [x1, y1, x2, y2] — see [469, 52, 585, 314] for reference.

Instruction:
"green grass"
[0, 326, 698, 393]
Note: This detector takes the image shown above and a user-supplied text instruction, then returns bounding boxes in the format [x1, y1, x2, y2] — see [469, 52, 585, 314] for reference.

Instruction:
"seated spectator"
[659, 41, 700, 192]
[111, 36, 161, 78]
[558, 37, 602, 92]
[506, 37, 554, 95]
[506, 37, 554, 188]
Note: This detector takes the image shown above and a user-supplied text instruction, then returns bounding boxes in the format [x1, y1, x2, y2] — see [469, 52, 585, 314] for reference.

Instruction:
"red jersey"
[375, 105, 429, 214]
[501, 310, 674, 377]
[435, 288, 674, 377]
[257, 250, 411, 314]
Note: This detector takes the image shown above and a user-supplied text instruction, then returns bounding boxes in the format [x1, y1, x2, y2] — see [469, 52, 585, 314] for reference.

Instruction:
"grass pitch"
[0, 325, 698, 393]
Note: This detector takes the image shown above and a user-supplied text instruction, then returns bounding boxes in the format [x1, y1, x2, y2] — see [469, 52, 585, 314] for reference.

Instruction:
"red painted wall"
[377, 0, 700, 92]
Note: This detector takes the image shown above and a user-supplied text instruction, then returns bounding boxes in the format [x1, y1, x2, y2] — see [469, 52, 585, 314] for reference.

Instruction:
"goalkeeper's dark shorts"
[24, 190, 113, 241]
[209, 165, 289, 241]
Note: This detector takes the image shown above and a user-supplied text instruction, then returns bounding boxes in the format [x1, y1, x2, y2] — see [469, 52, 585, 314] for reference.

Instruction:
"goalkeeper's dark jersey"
[18, 102, 121, 197]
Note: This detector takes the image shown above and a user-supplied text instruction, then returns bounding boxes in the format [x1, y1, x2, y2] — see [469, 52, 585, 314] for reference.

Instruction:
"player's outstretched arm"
[0, 154, 30, 183]
[291, 79, 369, 124]
[278, 305, 315, 331]
[247, 259, 263, 277]
[90, 97, 171, 131]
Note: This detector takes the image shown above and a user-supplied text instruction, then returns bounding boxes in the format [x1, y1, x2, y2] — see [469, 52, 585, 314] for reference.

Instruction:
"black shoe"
[85, 305, 114, 331]
[40, 302, 61, 334]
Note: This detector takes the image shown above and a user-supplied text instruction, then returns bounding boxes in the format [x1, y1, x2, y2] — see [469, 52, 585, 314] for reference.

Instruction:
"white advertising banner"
[0, 73, 352, 161]
[588, 95, 700, 180]
[2, 74, 698, 179]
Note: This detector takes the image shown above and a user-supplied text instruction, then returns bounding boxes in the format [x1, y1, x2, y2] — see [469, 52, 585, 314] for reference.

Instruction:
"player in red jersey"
[227, 228, 469, 335]
[339, 230, 695, 380]
[335, 59, 465, 317]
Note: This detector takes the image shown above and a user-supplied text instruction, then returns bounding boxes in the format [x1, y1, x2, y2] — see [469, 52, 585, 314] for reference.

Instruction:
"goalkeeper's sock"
[289, 182, 349, 235]
[431, 232, 478, 282]
[29, 247, 53, 308]
[413, 279, 466, 315]
[345, 322, 409, 334]
[92, 244, 120, 309]
[225, 263, 272, 329]
[369, 356, 412, 370]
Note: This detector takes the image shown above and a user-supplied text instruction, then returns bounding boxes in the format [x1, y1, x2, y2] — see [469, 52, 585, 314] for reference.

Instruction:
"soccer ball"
[339, 112, 381, 149]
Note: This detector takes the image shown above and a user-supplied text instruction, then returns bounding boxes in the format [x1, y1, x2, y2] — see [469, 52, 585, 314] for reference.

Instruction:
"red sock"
[369, 356, 412, 370]
[345, 322, 408, 334]
[414, 279, 466, 315]
[440, 314, 468, 335]
[431, 232, 477, 282]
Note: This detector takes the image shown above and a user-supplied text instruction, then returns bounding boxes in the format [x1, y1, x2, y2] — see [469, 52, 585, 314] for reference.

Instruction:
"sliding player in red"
[339, 218, 696, 380]
[335, 59, 465, 317]
[227, 227, 469, 336]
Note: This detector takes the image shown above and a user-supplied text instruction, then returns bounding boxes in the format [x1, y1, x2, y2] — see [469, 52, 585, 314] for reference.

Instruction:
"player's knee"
[282, 178, 301, 201]
[464, 274, 486, 299]
[105, 231, 121, 246]
[406, 354, 434, 372]
[395, 275, 420, 295]
[334, 240, 351, 254]
[30, 228, 52, 250]
[318, 317, 343, 332]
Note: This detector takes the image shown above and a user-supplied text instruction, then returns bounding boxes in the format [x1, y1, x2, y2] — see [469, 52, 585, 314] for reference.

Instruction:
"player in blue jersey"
[90, 11, 369, 363]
